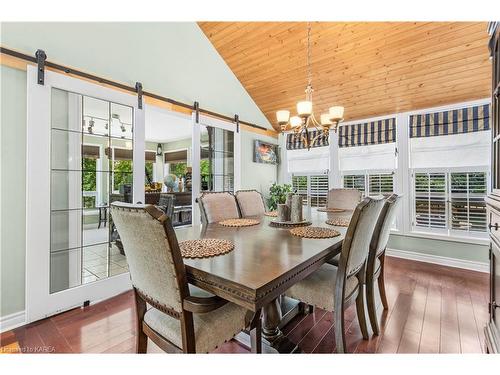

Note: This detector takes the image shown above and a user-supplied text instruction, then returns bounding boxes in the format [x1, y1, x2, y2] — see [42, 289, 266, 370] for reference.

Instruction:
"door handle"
[489, 222, 499, 231]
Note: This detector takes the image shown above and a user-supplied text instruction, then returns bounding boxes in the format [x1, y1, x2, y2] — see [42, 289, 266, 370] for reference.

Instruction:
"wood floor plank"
[439, 286, 460, 353]
[418, 283, 441, 353]
[1, 258, 489, 355]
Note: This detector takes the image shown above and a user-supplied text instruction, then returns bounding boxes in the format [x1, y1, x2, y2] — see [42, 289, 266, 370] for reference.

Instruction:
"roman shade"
[409, 104, 490, 138]
[165, 150, 188, 163]
[82, 145, 100, 159]
[104, 148, 156, 161]
[338, 118, 396, 148]
[145, 151, 156, 162]
[286, 130, 329, 150]
[287, 146, 330, 173]
[409, 104, 491, 169]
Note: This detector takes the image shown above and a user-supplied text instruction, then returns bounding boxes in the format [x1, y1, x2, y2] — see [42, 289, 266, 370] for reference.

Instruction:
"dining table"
[174, 207, 349, 353]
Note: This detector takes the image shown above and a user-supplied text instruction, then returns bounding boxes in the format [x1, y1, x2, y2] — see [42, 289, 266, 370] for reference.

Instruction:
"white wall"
[240, 130, 278, 200]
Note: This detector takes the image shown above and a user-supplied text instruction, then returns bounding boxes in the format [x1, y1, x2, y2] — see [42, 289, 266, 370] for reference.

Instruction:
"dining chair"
[197, 191, 241, 225]
[235, 189, 266, 217]
[157, 193, 174, 219]
[366, 194, 401, 335]
[110, 202, 259, 353]
[327, 188, 362, 210]
[284, 196, 385, 353]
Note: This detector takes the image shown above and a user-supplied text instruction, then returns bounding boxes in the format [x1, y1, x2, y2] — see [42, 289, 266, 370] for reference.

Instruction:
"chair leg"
[134, 291, 148, 354]
[378, 255, 389, 310]
[355, 286, 369, 340]
[334, 306, 346, 353]
[249, 309, 262, 354]
[366, 272, 380, 336]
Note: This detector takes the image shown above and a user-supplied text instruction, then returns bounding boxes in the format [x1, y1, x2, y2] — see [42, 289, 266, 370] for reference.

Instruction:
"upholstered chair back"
[327, 188, 362, 211]
[370, 194, 402, 257]
[110, 203, 187, 315]
[340, 196, 385, 277]
[198, 192, 240, 224]
[235, 190, 266, 217]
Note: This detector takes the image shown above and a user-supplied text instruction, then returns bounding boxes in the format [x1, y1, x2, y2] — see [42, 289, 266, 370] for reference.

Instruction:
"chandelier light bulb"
[297, 101, 312, 118]
[276, 110, 290, 124]
[329, 106, 345, 122]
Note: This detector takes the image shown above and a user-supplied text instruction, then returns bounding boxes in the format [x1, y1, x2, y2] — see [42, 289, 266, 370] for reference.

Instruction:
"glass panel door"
[26, 66, 144, 323]
[191, 114, 240, 226]
[50, 88, 133, 293]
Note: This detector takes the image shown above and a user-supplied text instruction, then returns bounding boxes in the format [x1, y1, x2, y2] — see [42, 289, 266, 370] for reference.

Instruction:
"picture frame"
[253, 140, 279, 165]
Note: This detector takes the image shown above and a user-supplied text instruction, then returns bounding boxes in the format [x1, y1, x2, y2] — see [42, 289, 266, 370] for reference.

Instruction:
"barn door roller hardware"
[35, 49, 47, 85]
[135, 82, 143, 109]
[234, 114, 240, 133]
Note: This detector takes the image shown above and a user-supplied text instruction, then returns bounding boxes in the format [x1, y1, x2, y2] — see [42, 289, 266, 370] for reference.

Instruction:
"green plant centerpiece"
[267, 183, 293, 211]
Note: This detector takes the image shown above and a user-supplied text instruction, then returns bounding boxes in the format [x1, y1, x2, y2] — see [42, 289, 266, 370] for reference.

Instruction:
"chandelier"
[276, 22, 344, 150]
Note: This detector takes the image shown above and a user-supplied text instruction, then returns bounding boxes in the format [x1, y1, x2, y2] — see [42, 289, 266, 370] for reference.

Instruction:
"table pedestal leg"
[262, 297, 301, 353]
[262, 298, 282, 342]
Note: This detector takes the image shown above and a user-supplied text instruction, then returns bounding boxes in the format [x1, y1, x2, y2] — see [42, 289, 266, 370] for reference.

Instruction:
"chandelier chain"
[307, 22, 312, 87]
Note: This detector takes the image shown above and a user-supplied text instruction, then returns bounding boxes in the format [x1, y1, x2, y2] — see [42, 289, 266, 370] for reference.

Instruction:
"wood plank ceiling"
[199, 22, 491, 131]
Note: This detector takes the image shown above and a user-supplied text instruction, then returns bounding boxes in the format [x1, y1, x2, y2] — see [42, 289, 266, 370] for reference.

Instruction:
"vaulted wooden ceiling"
[199, 22, 491, 131]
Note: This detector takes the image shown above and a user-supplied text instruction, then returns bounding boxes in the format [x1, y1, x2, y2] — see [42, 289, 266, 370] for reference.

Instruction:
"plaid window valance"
[409, 104, 490, 138]
[286, 130, 329, 150]
[338, 118, 396, 148]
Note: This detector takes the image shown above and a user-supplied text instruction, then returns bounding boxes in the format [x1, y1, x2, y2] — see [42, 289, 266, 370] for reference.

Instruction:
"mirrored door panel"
[50, 88, 133, 293]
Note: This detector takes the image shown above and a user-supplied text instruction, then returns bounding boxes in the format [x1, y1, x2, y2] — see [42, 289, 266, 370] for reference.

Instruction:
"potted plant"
[267, 183, 293, 211]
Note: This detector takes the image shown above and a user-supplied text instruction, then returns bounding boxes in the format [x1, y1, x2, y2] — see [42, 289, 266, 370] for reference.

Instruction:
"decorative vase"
[277, 204, 290, 222]
[291, 195, 303, 223]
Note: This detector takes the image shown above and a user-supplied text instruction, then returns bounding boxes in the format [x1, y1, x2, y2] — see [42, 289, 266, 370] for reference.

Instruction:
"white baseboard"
[386, 248, 489, 273]
[0, 310, 26, 333]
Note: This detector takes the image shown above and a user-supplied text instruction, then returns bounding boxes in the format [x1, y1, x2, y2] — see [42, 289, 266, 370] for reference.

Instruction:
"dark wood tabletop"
[175, 208, 347, 311]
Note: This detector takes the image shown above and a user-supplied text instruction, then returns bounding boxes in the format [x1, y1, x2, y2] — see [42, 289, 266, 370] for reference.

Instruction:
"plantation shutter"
[343, 174, 366, 195]
[413, 172, 447, 229]
[368, 173, 394, 196]
[450, 172, 487, 232]
[310, 175, 329, 207]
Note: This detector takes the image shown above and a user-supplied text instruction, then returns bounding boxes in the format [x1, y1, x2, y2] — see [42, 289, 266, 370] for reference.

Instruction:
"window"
[292, 174, 329, 207]
[414, 172, 447, 229]
[342, 172, 394, 197]
[450, 172, 487, 232]
[412, 171, 488, 234]
[368, 173, 394, 196]
[343, 174, 365, 194]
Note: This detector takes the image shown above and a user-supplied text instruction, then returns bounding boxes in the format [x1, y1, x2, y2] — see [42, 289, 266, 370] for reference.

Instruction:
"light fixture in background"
[156, 143, 163, 156]
[276, 22, 345, 149]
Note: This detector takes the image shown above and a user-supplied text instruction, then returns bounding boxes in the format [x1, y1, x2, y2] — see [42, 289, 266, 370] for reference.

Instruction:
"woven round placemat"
[289, 226, 341, 239]
[219, 218, 260, 227]
[317, 207, 347, 213]
[179, 239, 234, 259]
[264, 211, 278, 217]
[325, 218, 350, 227]
[270, 220, 312, 228]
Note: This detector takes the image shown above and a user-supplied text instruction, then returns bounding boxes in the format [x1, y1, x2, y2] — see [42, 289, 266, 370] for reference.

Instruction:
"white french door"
[191, 114, 241, 226]
[25, 66, 145, 323]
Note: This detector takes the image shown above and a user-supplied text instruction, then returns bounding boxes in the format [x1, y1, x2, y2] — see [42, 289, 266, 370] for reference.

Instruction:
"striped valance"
[338, 118, 396, 148]
[286, 130, 329, 150]
[409, 104, 490, 138]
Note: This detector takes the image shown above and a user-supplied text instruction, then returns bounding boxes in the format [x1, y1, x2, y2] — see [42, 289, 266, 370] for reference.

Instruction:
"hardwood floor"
[0, 257, 489, 354]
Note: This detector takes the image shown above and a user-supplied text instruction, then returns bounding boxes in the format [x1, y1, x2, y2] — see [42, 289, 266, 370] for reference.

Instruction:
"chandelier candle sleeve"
[297, 101, 313, 117]
[277, 110, 290, 124]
